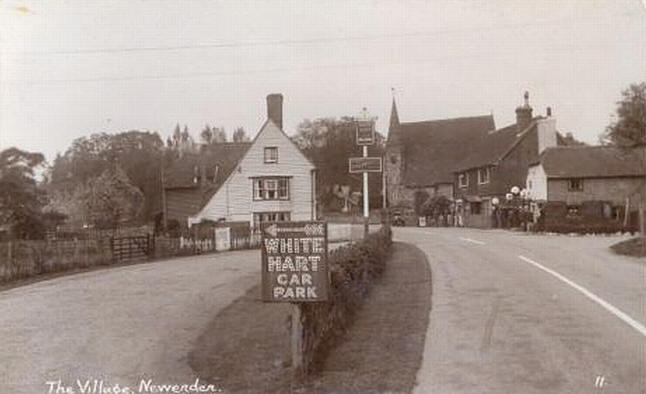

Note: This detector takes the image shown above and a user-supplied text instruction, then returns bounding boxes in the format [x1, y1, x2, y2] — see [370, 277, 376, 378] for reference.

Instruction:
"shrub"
[300, 225, 393, 373]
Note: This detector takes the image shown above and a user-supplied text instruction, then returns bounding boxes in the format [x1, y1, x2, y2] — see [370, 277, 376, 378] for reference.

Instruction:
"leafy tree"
[81, 166, 144, 229]
[212, 126, 227, 143]
[200, 124, 213, 144]
[0, 148, 47, 239]
[232, 127, 249, 142]
[294, 118, 385, 211]
[602, 82, 646, 147]
[48, 131, 164, 223]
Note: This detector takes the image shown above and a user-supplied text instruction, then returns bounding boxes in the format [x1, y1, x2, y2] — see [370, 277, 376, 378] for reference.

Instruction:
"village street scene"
[1, 1, 645, 393]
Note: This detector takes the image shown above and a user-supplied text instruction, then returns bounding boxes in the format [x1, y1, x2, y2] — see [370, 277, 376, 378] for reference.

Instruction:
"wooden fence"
[110, 235, 154, 263]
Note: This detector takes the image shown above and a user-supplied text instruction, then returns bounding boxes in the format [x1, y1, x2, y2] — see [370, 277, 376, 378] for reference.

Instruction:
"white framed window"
[264, 147, 278, 163]
[253, 211, 291, 228]
[568, 178, 583, 191]
[458, 173, 469, 188]
[477, 167, 490, 184]
[253, 177, 290, 200]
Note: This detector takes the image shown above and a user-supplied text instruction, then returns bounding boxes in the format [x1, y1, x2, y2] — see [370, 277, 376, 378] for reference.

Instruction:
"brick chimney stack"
[515, 91, 533, 132]
[266, 93, 283, 130]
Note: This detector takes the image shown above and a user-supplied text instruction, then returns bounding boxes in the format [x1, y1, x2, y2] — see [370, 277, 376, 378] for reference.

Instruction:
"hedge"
[300, 224, 393, 373]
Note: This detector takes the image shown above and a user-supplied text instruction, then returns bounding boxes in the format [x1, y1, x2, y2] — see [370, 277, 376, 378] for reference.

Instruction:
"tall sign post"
[260, 221, 329, 379]
[352, 109, 379, 239]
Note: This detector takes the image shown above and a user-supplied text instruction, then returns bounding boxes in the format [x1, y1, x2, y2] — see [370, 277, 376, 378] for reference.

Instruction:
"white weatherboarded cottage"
[188, 94, 317, 229]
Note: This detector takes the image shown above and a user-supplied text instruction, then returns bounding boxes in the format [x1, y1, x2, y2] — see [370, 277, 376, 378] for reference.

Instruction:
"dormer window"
[478, 167, 490, 184]
[458, 173, 469, 188]
[264, 147, 278, 163]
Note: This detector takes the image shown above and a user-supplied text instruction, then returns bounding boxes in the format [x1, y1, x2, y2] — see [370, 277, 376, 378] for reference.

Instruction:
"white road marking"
[459, 237, 486, 245]
[519, 255, 646, 337]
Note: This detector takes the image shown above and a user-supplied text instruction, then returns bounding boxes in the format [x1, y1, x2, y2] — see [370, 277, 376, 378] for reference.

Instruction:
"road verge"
[188, 241, 431, 393]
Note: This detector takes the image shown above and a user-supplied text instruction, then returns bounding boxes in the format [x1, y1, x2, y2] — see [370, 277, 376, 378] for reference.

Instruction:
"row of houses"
[385, 92, 645, 228]
[161, 91, 644, 232]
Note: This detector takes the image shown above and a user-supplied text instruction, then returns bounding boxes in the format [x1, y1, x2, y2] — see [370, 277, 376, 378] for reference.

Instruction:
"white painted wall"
[526, 164, 547, 201]
[190, 120, 315, 226]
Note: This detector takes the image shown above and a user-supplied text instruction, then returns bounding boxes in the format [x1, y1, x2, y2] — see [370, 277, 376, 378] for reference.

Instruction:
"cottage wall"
[194, 121, 315, 226]
[547, 177, 644, 206]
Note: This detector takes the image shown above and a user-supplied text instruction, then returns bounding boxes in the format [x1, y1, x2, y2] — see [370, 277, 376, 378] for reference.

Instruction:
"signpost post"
[261, 221, 329, 378]
[352, 111, 380, 239]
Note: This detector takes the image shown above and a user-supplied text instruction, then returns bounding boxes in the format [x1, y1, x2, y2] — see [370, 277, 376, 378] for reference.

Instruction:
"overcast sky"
[1, 0, 645, 162]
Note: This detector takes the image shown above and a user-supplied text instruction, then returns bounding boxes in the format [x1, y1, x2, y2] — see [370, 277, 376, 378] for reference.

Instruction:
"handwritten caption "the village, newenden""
[45, 378, 221, 394]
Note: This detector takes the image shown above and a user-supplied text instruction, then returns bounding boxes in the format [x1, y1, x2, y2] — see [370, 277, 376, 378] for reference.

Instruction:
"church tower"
[385, 97, 404, 206]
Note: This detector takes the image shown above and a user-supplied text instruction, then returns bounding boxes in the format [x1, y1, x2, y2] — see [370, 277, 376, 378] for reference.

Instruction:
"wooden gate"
[110, 234, 153, 262]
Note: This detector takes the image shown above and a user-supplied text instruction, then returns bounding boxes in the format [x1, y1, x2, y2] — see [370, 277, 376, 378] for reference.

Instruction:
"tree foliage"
[81, 166, 144, 229]
[602, 82, 646, 147]
[0, 148, 48, 239]
[232, 127, 249, 142]
[48, 131, 164, 223]
[293, 118, 385, 211]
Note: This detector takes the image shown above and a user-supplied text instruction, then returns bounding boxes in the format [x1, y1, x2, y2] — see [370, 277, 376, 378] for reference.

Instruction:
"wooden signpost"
[261, 221, 329, 377]
[351, 112, 381, 238]
[349, 157, 382, 173]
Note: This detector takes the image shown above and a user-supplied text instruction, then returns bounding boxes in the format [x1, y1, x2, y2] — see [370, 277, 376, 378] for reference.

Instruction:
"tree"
[48, 131, 164, 223]
[0, 148, 47, 239]
[212, 126, 227, 143]
[81, 166, 144, 229]
[294, 118, 386, 211]
[200, 124, 213, 144]
[232, 127, 249, 142]
[602, 82, 646, 147]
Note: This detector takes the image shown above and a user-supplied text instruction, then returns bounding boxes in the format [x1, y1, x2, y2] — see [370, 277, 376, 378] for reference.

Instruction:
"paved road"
[0, 251, 260, 394]
[395, 227, 646, 394]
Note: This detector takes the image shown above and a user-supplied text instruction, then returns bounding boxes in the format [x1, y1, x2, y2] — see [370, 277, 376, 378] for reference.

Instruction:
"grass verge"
[188, 242, 432, 393]
[611, 237, 646, 258]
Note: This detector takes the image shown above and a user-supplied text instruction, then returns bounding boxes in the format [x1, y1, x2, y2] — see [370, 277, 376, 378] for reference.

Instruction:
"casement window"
[567, 178, 583, 191]
[458, 173, 469, 188]
[253, 211, 291, 228]
[477, 167, 490, 184]
[253, 177, 289, 200]
[264, 147, 278, 163]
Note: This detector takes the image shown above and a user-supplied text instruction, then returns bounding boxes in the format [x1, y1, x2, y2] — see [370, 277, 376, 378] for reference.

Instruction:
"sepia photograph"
[1, 1, 645, 393]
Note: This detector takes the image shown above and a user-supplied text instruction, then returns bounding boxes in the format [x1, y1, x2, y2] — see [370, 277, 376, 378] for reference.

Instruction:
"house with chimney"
[162, 142, 251, 226]
[384, 99, 496, 208]
[526, 145, 646, 225]
[452, 92, 558, 227]
[168, 94, 317, 230]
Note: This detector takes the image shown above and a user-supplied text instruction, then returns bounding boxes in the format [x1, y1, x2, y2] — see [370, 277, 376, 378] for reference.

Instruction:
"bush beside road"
[189, 235, 433, 393]
[611, 237, 646, 258]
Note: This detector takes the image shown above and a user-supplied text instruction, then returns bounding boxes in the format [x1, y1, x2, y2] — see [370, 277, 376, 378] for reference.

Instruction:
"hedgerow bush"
[300, 224, 393, 373]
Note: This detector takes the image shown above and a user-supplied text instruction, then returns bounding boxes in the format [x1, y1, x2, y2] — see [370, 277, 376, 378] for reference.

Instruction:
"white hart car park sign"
[261, 221, 329, 302]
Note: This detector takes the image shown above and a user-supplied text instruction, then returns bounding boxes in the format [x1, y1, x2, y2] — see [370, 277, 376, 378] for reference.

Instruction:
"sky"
[1, 0, 645, 163]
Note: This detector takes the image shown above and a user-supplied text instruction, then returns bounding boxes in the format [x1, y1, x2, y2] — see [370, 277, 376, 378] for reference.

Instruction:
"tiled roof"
[398, 115, 496, 186]
[453, 122, 530, 172]
[164, 142, 251, 190]
[539, 145, 646, 178]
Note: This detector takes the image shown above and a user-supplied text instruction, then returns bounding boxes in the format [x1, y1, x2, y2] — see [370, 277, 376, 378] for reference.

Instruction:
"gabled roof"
[537, 145, 646, 178]
[397, 115, 496, 186]
[164, 142, 251, 190]
[453, 120, 539, 172]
